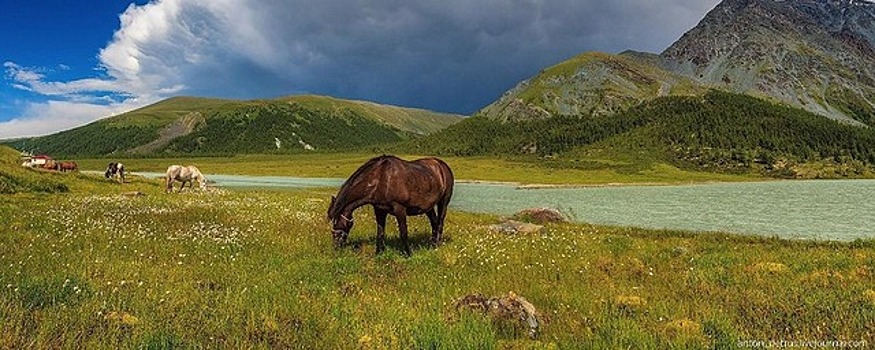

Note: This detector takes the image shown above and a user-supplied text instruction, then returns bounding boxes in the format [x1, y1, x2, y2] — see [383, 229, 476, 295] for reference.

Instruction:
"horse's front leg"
[374, 207, 388, 254]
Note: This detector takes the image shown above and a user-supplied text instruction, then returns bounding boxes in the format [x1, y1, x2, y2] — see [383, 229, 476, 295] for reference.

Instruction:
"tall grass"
[1, 177, 872, 348]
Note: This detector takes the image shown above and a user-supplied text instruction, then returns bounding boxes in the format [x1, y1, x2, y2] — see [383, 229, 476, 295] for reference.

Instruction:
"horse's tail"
[435, 158, 455, 201]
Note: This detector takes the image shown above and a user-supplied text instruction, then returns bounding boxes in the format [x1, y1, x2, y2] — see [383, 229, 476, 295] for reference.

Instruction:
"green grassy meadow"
[72, 152, 757, 186]
[1, 154, 873, 348]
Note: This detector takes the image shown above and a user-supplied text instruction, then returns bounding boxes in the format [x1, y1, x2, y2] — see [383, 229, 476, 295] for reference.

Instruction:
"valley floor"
[72, 152, 760, 186]
[0, 173, 872, 348]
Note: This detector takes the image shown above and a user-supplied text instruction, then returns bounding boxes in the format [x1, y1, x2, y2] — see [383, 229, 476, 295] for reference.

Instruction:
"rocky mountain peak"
[479, 0, 874, 127]
[661, 0, 875, 125]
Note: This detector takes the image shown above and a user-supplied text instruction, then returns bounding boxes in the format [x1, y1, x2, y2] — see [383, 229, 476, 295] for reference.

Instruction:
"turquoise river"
[137, 172, 875, 242]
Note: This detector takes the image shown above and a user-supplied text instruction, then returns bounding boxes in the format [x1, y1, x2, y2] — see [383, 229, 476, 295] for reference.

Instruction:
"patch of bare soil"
[128, 112, 205, 154]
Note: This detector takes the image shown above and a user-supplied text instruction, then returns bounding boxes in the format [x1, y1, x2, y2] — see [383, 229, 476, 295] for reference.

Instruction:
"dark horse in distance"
[327, 155, 454, 256]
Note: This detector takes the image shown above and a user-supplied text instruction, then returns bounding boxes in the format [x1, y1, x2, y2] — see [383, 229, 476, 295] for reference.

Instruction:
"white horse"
[165, 165, 207, 193]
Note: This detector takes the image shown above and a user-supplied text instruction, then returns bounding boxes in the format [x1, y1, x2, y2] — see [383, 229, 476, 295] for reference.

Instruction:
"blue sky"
[1, 0, 720, 139]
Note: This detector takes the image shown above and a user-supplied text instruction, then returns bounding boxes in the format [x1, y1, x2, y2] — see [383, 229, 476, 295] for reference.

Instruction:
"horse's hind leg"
[435, 198, 450, 245]
[375, 207, 388, 254]
[426, 209, 440, 246]
[394, 209, 412, 257]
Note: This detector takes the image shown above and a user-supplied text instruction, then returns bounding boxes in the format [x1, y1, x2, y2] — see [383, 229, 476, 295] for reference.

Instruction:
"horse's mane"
[329, 155, 396, 220]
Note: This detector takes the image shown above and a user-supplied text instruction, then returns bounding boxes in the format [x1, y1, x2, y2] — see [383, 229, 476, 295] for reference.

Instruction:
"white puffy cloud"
[2, 0, 721, 139]
[0, 99, 150, 139]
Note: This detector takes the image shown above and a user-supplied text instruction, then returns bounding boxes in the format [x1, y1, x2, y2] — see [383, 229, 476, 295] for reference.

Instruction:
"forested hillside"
[164, 101, 410, 154]
[3, 96, 462, 157]
[407, 91, 875, 178]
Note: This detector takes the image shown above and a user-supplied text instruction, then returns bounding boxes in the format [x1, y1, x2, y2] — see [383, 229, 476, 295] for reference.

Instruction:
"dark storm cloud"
[3, 0, 722, 138]
[221, 0, 722, 113]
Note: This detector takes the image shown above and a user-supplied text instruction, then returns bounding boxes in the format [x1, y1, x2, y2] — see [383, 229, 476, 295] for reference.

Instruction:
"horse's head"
[328, 196, 353, 246]
[104, 163, 115, 178]
[196, 170, 207, 190]
[331, 215, 353, 246]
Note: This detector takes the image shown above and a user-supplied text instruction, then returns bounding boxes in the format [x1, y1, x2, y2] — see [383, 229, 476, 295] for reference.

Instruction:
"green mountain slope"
[479, 51, 705, 122]
[4, 95, 463, 157]
[409, 90, 875, 178]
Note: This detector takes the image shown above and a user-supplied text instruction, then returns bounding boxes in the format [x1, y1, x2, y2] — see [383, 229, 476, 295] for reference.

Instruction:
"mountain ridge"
[3, 95, 463, 157]
[478, 51, 705, 122]
[480, 0, 875, 127]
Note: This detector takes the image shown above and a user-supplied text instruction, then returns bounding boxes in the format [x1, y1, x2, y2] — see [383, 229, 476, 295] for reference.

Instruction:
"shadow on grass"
[343, 229, 451, 256]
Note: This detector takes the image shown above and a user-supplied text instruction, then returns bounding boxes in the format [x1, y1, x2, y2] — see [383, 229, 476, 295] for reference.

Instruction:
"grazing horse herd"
[101, 162, 207, 193]
[21, 157, 77, 172]
[67, 155, 453, 256]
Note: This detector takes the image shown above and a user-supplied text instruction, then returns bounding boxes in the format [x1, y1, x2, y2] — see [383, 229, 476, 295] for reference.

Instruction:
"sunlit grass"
[1, 176, 872, 348]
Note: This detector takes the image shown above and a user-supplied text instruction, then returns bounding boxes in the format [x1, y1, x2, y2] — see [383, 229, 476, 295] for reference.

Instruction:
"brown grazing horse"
[327, 155, 454, 256]
[58, 161, 78, 172]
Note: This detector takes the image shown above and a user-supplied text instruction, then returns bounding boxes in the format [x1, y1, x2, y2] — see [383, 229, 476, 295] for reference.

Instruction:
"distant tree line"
[166, 102, 409, 154]
[406, 90, 875, 175]
[3, 124, 161, 158]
